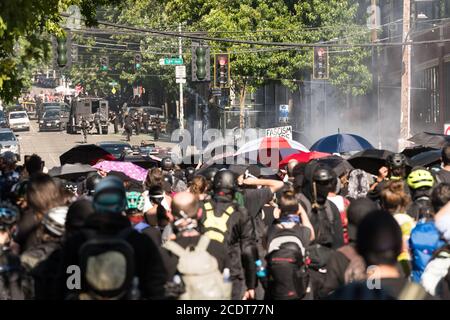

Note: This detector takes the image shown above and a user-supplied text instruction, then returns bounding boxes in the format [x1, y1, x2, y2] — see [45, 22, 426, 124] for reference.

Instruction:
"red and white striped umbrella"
[235, 137, 309, 168]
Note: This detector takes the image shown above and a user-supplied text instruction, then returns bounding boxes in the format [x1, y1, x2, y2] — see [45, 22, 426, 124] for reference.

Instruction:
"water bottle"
[129, 277, 140, 300]
[223, 268, 232, 300]
[255, 259, 267, 278]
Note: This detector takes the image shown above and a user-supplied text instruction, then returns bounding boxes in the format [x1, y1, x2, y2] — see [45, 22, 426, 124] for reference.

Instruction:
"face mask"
[313, 181, 330, 206]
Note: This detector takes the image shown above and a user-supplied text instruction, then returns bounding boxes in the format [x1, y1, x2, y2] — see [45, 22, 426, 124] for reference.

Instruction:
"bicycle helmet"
[407, 169, 434, 190]
[93, 176, 127, 214]
[1, 151, 17, 165]
[126, 191, 145, 211]
[0, 202, 18, 230]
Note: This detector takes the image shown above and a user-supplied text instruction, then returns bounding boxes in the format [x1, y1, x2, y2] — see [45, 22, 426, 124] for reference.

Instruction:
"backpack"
[265, 230, 309, 300]
[77, 228, 136, 300]
[421, 246, 450, 297]
[20, 241, 60, 299]
[409, 220, 446, 283]
[163, 235, 230, 300]
[347, 169, 371, 200]
[337, 245, 367, 284]
[201, 201, 235, 244]
[0, 251, 25, 300]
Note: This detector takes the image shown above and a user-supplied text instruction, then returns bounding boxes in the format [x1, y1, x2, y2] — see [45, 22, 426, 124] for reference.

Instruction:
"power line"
[62, 14, 450, 48]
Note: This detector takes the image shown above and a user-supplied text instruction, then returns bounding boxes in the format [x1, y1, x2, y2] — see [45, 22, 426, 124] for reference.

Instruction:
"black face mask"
[313, 181, 331, 206]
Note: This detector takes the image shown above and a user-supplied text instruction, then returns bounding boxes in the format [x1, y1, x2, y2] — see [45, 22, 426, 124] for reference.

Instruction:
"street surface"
[17, 120, 175, 169]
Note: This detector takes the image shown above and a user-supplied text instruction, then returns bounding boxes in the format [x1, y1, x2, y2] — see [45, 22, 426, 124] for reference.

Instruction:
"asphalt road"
[17, 120, 176, 169]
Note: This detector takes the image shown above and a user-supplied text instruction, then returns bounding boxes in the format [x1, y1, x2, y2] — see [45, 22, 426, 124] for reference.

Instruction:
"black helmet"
[85, 172, 102, 195]
[1, 151, 17, 165]
[313, 165, 335, 183]
[203, 167, 219, 182]
[161, 157, 174, 171]
[387, 153, 407, 169]
[213, 170, 236, 193]
[185, 167, 196, 182]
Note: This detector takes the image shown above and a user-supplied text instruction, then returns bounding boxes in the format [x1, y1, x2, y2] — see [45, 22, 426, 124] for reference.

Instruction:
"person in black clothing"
[58, 177, 167, 299]
[295, 161, 344, 299]
[124, 113, 133, 142]
[160, 192, 227, 284]
[330, 210, 432, 300]
[436, 144, 450, 184]
[80, 117, 89, 144]
[406, 168, 435, 220]
[110, 112, 119, 134]
[198, 170, 258, 300]
[142, 112, 149, 134]
[321, 198, 378, 297]
[152, 117, 161, 141]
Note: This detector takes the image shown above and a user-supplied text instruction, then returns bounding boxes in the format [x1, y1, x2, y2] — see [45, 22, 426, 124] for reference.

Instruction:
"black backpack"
[265, 231, 309, 300]
[77, 228, 137, 300]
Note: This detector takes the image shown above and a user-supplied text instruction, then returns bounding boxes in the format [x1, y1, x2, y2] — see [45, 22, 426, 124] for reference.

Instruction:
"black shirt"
[160, 235, 227, 282]
[243, 187, 273, 219]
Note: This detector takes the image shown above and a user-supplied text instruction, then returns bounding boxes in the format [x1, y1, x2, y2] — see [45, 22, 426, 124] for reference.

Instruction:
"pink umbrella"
[93, 161, 148, 182]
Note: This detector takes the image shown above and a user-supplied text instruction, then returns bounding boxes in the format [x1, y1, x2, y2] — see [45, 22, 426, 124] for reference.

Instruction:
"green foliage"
[165, 0, 372, 96]
[0, 0, 120, 103]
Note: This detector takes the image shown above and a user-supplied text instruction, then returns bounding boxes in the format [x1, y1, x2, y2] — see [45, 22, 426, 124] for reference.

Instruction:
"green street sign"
[159, 57, 183, 65]
[109, 81, 118, 86]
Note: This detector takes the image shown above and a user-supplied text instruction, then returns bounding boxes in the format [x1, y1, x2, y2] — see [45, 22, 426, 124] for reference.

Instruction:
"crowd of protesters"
[1, 144, 450, 300]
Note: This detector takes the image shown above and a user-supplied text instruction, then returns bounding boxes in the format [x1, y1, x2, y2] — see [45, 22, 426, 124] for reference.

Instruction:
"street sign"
[175, 65, 186, 78]
[111, 87, 117, 94]
[159, 57, 184, 65]
[109, 81, 118, 86]
[176, 78, 186, 84]
[265, 126, 292, 140]
[279, 104, 290, 123]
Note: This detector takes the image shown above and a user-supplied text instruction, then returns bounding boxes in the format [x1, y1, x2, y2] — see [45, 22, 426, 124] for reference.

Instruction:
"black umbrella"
[348, 149, 394, 176]
[402, 146, 438, 158]
[60, 144, 116, 165]
[48, 163, 96, 181]
[316, 156, 354, 177]
[408, 132, 450, 149]
[409, 149, 442, 168]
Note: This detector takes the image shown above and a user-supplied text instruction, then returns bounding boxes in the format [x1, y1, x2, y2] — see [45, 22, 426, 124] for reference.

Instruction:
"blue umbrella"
[310, 134, 374, 154]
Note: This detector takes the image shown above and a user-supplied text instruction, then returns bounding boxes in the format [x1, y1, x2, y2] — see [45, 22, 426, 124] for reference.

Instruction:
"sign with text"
[159, 57, 183, 65]
[445, 124, 450, 135]
[175, 65, 186, 78]
[265, 126, 292, 140]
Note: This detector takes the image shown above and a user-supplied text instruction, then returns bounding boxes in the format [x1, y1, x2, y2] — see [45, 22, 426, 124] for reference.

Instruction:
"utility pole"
[370, 0, 381, 148]
[178, 23, 184, 130]
[399, 0, 411, 151]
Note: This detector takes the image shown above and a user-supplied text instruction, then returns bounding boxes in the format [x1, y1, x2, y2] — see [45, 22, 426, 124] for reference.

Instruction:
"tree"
[0, 0, 120, 103]
[165, 0, 372, 128]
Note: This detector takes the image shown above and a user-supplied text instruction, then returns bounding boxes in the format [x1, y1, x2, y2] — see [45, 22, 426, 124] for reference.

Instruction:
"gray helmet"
[213, 170, 236, 193]
[161, 157, 175, 171]
[93, 176, 127, 214]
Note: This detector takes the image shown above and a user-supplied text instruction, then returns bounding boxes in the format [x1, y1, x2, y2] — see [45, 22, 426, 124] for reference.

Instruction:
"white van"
[8, 111, 30, 131]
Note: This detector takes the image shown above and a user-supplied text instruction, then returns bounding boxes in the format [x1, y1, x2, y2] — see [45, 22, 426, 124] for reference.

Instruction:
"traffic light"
[134, 53, 142, 70]
[191, 43, 210, 82]
[100, 56, 109, 71]
[214, 53, 230, 88]
[313, 47, 329, 80]
[56, 36, 68, 67]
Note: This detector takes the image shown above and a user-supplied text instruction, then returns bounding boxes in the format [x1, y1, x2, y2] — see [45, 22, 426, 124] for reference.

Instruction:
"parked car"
[39, 110, 66, 131]
[97, 141, 131, 159]
[0, 128, 20, 160]
[8, 111, 30, 131]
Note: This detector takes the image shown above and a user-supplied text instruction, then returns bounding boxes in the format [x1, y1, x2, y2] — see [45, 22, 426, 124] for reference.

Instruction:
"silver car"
[0, 128, 20, 160]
